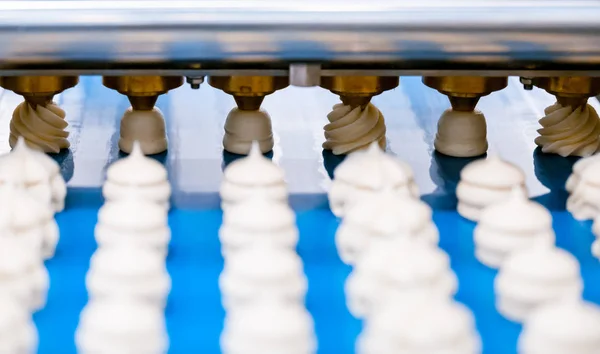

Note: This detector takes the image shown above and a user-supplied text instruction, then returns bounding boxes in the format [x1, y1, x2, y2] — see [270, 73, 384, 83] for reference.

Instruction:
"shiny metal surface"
[0, 1, 599, 67]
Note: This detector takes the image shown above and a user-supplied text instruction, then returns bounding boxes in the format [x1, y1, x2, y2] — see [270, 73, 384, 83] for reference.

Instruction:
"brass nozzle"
[103, 76, 183, 96]
[103, 76, 183, 111]
[320, 76, 399, 108]
[208, 76, 289, 111]
[127, 96, 159, 111]
[423, 76, 508, 112]
[0, 76, 79, 109]
[532, 77, 600, 108]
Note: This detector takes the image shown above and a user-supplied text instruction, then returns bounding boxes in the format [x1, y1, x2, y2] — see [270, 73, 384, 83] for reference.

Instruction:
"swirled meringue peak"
[323, 102, 386, 155]
[220, 141, 287, 211]
[9, 101, 69, 154]
[535, 102, 600, 157]
[103, 142, 171, 209]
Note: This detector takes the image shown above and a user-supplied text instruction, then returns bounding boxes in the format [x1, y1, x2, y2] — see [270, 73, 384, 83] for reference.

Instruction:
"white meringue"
[220, 301, 316, 354]
[346, 238, 456, 319]
[0, 237, 49, 311]
[322, 102, 386, 155]
[0, 137, 66, 212]
[0, 184, 58, 259]
[76, 298, 169, 354]
[535, 102, 600, 157]
[223, 108, 274, 154]
[592, 216, 600, 260]
[86, 247, 171, 308]
[0, 294, 37, 354]
[219, 196, 297, 259]
[565, 153, 600, 193]
[457, 155, 526, 221]
[328, 142, 418, 217]
[336, 192, 438, 265]
[219, 246, 307, 311]
[9, 101, 70, 154]
[220, 142, 287, 211]
[119, 107, 168, 155]
[474, 188, 555, 268]
[95, 199, 170, 256]
[358, 298, 481, 354]
[495, 245, 582, 322]
[519, 299, 600, 354]
[567, 160, 600, 220]
[434, 108, 488, 157]
[103, 141, 171, 210]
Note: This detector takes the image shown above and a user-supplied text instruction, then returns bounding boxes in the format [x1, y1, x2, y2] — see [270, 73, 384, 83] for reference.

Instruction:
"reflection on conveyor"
[422, 152, 484, 210]
[532, 147, 578, 211]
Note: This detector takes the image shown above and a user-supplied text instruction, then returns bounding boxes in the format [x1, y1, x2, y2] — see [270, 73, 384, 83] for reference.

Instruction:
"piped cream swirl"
[9, 101, 69, 154]
[323, 103, 386, 155]
[535, 102, 600, 157]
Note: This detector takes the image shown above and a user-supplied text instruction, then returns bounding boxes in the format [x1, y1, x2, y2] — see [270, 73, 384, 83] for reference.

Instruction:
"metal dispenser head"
[320, 76, 399, 107]
[423, 76, 508, 111]
[0, 76, 79, 108]
[208, 76, 289, 111]
[103, 76, 183, 110]
[532, 77, 600, 107]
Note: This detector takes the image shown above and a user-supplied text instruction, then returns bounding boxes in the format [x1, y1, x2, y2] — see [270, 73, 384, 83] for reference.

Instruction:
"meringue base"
[566, 193, 599, 221]
[102, 180, 171, 211]
[328, 179, 419, 218]
[457, 201, 485, 222]
[593, 240, 600, 260]
[474, 230, 555, 269]
[8, 266, 50, 312]
[0, 320, 37, 354]
[42, 221, 60, 260]
[456, 183, 527, 222]
[94, 224, 170, 257]
[518, 300, 600, 354]
[119, 107, 168, 155]
[496, 296, 537, 323]
[474, 247, 506, 269]
[223, 108, 274, 155]
[336, 223, 439, 266]
[434, 109, 488, 157]
[86, 270, 171, 309]
[358, 333, 479, 354]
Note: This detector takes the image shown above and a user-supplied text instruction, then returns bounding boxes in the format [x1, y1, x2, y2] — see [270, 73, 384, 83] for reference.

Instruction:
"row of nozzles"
[3, 75, 599, 113]
[1, 75, 599, 157]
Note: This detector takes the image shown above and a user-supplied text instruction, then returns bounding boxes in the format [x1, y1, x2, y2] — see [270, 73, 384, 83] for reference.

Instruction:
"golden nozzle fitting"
[532, 77, 600, 107]
[423, 76, 508, 112]
[0, 76, 79, 109]
[209, 76, 289, 111]
[320, 76, 399, 108]
[103, 76, 183, 111]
